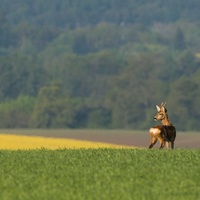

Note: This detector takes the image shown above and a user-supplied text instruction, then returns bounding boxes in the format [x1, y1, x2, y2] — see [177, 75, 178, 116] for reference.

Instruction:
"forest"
[0, 0, 200, 131]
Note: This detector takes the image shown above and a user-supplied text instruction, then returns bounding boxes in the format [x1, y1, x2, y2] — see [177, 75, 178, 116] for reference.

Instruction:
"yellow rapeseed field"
[0, 134, 132, 150]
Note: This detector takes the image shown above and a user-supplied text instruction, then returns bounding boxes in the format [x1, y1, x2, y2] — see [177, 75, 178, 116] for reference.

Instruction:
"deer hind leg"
[148, 137, 157, 149]
[158, 138, 165, 149]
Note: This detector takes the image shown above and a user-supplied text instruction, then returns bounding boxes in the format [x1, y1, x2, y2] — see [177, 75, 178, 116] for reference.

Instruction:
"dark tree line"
[0, 1, 200, 130]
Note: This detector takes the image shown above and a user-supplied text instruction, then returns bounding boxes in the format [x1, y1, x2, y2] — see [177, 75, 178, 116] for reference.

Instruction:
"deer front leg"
[171, 141, 174, 149]
[148, 137, 157, 149]
[165, 141, 170, 149]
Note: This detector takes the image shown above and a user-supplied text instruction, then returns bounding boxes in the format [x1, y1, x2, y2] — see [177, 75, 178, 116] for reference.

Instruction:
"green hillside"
[0, 0, 200, 130]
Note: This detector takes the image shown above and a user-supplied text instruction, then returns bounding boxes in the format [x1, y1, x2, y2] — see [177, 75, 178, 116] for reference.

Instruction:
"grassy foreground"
[0, 149, 200, 200]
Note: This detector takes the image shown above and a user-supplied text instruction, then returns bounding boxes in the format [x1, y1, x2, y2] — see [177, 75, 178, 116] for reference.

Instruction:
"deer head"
[154, 102, 167, 121]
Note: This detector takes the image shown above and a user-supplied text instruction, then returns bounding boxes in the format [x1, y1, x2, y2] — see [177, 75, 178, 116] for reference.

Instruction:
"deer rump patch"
[149, 127, 161, 136]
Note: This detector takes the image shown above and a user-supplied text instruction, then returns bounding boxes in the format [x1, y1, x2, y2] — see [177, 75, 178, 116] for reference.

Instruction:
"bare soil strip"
[0, 129, 199, 148]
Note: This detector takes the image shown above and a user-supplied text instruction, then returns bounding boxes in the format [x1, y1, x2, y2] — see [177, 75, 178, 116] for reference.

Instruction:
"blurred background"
[0, 0, 200, 131]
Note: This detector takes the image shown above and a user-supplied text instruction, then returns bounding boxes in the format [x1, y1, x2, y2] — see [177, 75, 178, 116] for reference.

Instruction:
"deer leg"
[165, 141, 170, 149]
[158, 138, 165, 149]
[171, 141, 174, 149]
[148, 137, 157, 149]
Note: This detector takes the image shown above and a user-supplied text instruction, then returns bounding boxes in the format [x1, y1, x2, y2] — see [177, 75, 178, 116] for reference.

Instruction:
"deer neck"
[161, 114, 172, 126]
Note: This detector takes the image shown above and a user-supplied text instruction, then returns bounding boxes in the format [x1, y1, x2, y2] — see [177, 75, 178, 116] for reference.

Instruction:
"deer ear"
[161, 106, 166, 113]
[156, 105, 160, 112]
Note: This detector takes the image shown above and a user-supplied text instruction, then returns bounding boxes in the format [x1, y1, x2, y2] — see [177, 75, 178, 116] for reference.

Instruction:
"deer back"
[161, 125, 176, 142]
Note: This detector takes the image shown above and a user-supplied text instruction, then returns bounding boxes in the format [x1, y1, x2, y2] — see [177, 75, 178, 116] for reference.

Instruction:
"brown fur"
[149, 102, 176, 149]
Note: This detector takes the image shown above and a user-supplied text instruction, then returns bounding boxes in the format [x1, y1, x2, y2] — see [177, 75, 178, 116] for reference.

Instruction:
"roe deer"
[149, 102, 176, 149]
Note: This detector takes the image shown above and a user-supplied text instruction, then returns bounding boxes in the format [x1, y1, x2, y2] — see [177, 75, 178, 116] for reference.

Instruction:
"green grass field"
[0, 149, 200, 200]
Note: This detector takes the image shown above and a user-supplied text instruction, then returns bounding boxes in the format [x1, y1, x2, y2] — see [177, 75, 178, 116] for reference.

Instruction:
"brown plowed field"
[1, 129, 200, 149]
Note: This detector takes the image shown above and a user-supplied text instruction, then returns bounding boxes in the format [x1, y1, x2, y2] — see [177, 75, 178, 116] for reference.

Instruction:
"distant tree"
[1, 0, 200, 130]
[173, 27, 186, 50]
[168, 77, 200, 130]
[15, 22, 59, 52]
[0, 10, 17, 49]
[30, 82, 76, 128]
[176, 51, 199, 76]
[0, 96, 35, 128]
[72, 31, 90, 54]
[108, 53, 167, 129]
[0, 54, 46, 100]
[86, 106, 112, 128]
